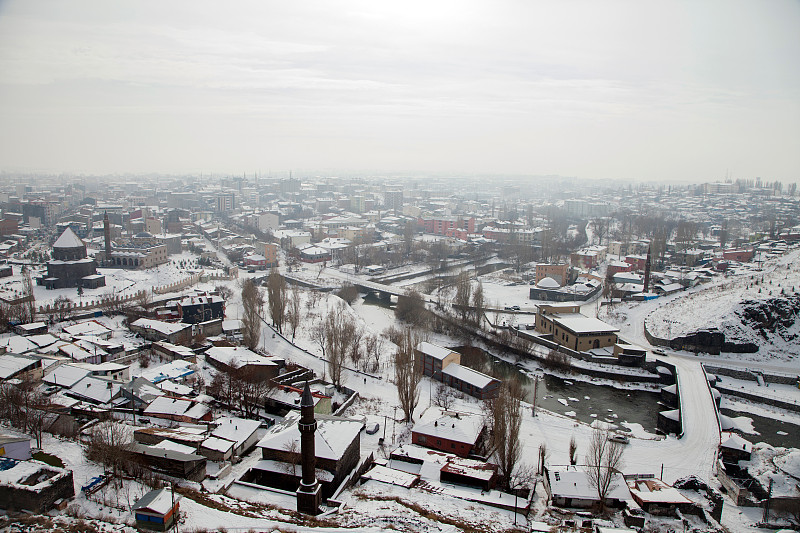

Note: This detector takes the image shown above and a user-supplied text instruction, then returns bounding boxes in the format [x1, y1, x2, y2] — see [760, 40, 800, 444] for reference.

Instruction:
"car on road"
[652, 348, 667, 356]
[504, 305, 521, 311]
[609, 433, 630, 444]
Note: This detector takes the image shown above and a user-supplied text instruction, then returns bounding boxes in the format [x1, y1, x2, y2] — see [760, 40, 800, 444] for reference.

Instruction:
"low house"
[204, 346, 282, 382]
[388, 444, 498, 491]
[544, 466, 629, 509]
[64, 375, 121, 405]
[117, 377, 166, 411]
[415, 342, 500, 399]
[0, 354, 43, 382]
[62, 320, 113, 340]
[210, 416, 261, 456]
[250, 412, 361, 498]
[138, 359, 195, 384]
[176, 294, 225, 324]
[143, 396, 212, 424]
[720, 433, 753, 464]
[265, 383, 333, 416]
[612, 343, 647, 366]
[129, 318, 193, 345]
[134, 426, 207, 449]
[129, 443, 206, 482]
[14, 322, 48, 337]
[411, 412, 485, 458]
[199, 436, 235, 462]
[152, 341, 196, 362]
[0, 458, 75, 512]
[626, 476, 693, 516]
[133, 488, 180, 532]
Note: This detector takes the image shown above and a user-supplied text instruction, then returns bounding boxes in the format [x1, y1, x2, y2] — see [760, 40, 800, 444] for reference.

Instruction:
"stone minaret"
[644, 244, 652, 293]
[296, 381, 321, 515]
[103, 211, 112, 265]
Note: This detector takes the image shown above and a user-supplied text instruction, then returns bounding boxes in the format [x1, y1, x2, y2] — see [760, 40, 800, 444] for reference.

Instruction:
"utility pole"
[392, 406, 397, 445]
[532, 376, 539, 417]
[762, 477, 773, 523]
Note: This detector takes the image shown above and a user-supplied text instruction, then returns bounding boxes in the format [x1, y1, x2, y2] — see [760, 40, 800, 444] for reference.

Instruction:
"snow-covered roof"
[133, 488, 179, 516]
[721, 433, 753, 453]
[43, 363, 91, 387]
[211, 417, 260, 449]
[201, 436, 235, 453]
[627, 478, 692, 505]
[415, 341, 457, 361]
[536, 276, 560, 289]
[2, 335, 36, 354]
[157, 380, 193, 396]
[53, 227, 85, 249]
[62, 320, 112, 337]
[552, 314, 619, 335]
[138, 359, 195, 383]
[130, 318, 190, 336]
[548, 466, 630, 502]
[144, 396, 210, 420]
[27, 334, 59, 348]
[153, 439, 196, 455]
[67, 375, 121, 404]
[205, 346, 278, 368]
[412, 412, 484, 445]
[256, 412, 361, 462]
[0, 354, 40, 380]
[442, 363, 497, 390]
[361, 464, 419, 488]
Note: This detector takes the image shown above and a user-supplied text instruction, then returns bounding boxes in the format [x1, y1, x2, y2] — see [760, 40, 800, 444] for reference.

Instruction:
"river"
[362, 293, 663, 433]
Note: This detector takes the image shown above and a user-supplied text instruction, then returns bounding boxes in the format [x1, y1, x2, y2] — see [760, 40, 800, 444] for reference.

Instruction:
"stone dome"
[536, 276, 560, 289]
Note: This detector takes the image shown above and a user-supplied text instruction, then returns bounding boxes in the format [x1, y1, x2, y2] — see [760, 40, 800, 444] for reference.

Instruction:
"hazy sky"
[0, 1, 798, 182]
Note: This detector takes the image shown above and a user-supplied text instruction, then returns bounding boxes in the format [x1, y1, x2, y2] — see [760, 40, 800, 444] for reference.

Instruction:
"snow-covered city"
[0, 2, 798, 532]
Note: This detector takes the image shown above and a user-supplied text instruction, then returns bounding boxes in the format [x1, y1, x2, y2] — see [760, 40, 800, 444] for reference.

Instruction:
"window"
[418, 435, 426, 444]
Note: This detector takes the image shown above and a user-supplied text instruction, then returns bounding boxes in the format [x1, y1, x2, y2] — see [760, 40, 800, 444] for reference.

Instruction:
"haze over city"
[1, 0, 799, 182]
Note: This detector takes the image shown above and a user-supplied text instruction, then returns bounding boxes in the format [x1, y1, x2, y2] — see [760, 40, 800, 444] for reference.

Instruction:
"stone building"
[39, 227, 105, 289]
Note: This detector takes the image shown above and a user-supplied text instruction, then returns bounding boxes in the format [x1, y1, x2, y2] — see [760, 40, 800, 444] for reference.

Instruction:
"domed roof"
[135, 231, 154, 238]
[536, 276, 560, 289]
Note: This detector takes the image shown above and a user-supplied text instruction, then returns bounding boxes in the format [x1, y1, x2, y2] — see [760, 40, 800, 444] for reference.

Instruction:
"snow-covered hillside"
[646, 247, 800, 361]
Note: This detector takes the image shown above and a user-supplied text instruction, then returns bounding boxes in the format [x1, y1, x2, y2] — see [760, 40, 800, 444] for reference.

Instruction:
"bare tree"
[286, 283, 302, 342]
[484, 378, 524, 490]
[364, 333, 384, 373]
[394, 328, 422, 422]
[266, 268, 287, 334]
[569, 435, 578, 466]
[241, 278, 264, 350]
[453, 271, 472, 321]
[324, 303, 357, 389]
[395, 288, 426, 325]
[50, 295, 74, 323]
[471, 281, 485, 326]
[433, 383, 456, 410]
[85, 420, 132, 480]
[585, 427, 625, 513]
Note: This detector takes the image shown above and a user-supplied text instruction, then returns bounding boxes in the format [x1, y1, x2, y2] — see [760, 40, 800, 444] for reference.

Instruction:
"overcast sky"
[0, 0, 798, 182]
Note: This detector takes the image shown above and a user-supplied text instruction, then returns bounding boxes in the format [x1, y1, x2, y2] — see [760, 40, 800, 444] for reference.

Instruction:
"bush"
[337, 284, 359, 304]
[543, 349, 571, 371]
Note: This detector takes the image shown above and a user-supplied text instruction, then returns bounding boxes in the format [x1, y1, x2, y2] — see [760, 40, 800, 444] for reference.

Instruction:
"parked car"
[652, 348, 667, 356]
[609, 433, 629, 444]
[504, 305, 521, 311]
[365, 422, 380, 435]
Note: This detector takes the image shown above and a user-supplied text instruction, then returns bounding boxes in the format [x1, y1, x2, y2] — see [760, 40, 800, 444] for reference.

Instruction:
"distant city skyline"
[1, 1, 798, 182]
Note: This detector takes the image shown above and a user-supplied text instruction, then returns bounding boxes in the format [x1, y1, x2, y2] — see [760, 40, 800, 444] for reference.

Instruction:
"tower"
[296, 381, 321, 514]
[103, 211, 112, 265]
[644, 245, 652, 293]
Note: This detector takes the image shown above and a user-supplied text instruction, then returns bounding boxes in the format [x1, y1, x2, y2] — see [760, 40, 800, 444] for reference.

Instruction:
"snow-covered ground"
[645, 247, 800, 361]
